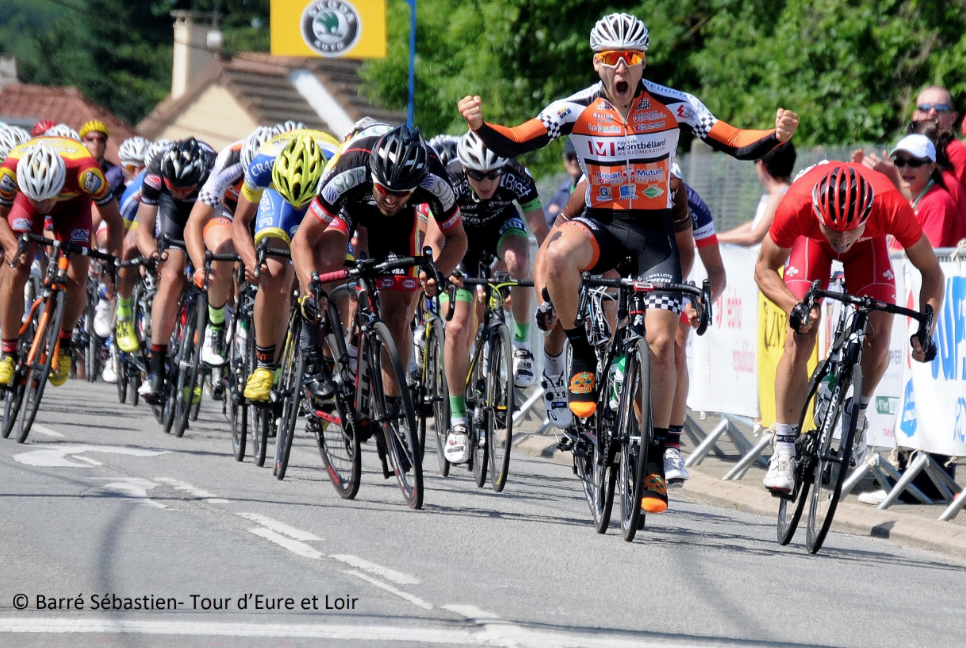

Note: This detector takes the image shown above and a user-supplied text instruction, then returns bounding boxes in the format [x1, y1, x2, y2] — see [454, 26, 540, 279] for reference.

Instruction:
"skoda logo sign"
[301, 0, 361, 57]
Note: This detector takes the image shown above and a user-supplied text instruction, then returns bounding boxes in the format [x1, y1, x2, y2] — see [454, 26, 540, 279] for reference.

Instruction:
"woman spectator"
[910, 120, 966, 244]
[889, 134, 959, 248]
[717, 142, 795, 247]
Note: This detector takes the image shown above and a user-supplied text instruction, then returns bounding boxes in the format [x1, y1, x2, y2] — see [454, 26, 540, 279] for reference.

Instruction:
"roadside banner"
[271, 0, 387, 58]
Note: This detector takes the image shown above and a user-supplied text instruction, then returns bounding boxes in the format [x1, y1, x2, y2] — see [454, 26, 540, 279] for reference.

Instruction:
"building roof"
[0, 84, 136, 163]
[138, 52, 406, 141]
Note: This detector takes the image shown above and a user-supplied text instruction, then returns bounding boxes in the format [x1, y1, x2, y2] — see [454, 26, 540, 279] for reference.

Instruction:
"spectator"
[910, 120, 966, 244]
[717, 142, 796, 246]
[912, 86, 966, 182]
[890, 134, 959, 248]
[542, 139, 582, 229]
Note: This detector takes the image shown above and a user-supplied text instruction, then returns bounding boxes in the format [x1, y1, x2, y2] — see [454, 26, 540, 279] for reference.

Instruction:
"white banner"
[687, 246, 760, 418]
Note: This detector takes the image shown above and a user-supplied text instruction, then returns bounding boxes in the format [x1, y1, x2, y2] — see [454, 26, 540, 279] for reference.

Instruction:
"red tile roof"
[0, 84, 136, 164]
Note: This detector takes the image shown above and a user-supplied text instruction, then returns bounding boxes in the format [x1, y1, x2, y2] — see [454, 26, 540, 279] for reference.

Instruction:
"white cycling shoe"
[541, 372, 573, 429]
[664, 447, 689, 485]
[763, 451, 797, 493]
[444, 424, 470, 464]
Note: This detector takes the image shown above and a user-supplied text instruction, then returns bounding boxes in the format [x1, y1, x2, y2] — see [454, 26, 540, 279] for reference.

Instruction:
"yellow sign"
[271, 0, 386, 59]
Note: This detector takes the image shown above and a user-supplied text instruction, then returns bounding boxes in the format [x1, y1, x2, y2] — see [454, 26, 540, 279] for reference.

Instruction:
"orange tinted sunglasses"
[595, 50, 645, 68]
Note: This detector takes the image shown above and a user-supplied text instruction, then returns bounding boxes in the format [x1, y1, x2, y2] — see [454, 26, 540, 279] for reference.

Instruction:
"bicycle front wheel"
[487, 323, 513, 492]
[316, 307, 361, 498]
[274, 315, 303, 481]
[466, 338, 488, 489]
[618, 339, 651, 542]
[173, 294, 205, 438]
[425, 318, 450, 478]
[228, 316, 250, 461]
[806, 365, 862, 554]
[115, 349, 128, 404]
[84, 301, 97, 383]
[18, 294, 65, 443]
[369, 321, 422, 509]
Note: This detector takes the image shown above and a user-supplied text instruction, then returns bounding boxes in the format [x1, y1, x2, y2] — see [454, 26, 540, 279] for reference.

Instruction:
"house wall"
[156, 84, 257, 151]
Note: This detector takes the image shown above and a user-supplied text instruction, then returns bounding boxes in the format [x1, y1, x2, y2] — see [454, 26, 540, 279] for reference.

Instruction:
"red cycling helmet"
[811, 165, 875, 232]
[32, 119, 56, 137]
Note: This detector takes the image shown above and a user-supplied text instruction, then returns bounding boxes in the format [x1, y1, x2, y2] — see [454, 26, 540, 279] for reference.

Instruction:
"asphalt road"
[0, 380, 963, 648]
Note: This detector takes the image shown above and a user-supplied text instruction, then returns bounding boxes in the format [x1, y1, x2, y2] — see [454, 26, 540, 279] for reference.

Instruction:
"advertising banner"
[271, 0, 386, 59]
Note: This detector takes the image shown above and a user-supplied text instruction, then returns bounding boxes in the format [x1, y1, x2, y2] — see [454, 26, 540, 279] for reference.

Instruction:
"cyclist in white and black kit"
[431, 131, 548, 463]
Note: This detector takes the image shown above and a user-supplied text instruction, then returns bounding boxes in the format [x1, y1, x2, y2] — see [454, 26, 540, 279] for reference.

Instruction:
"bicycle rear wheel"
[274, 315, 303, 481]
[2, 339, 30, 439]
[316, 308, 361, 498]
[466, 337, 488, 488]
[115, 348, 128, 403]
[422, 318, 450, 477]
[18, 294, 64, 443]
[618, 339, 651, 542]
[173, 294, 205, 438]
[806, 365, 861, 554]
[228, 315, 249, 461]
[487, 323, 513, 492]
[84, 299, 97, 383]
[369, 321, 422, 509]
[777, 361, 830, 545]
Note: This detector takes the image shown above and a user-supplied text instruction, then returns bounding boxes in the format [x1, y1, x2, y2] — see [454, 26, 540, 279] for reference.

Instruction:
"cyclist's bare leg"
[645, 307, 678, 429]
[543, 227, 593, 328]
[378, 289, 418, 398]
[860, 309, 893, 399]
[670, 320, 690, 427]
[774, 324, 819, 425]
[253, 238, 294, 353]
[116, 228, 140, 301]
[62, 255, 93, 334]
[150, 248, 188, 345]
[443, 298, 473, 401]
[499, 233, 532, 333]
[203, 225, 236, 309]
[0, 241, 37, 341]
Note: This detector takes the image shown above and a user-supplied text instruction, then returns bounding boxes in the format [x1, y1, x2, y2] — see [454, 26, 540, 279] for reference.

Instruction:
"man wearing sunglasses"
[459, 11, 798, 513]
[912, 86, 966, 183]
[429, 130, 548, 464]
[292, 124, 467, 412]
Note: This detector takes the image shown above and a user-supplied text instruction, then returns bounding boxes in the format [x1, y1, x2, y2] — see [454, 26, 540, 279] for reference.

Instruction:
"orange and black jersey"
[308, 133, 461, 232]
[474, 79, 780, 213]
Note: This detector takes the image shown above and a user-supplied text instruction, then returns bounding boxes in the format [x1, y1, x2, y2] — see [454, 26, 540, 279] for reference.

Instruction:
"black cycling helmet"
[369, 125, 429, 192]
[160, 137, 210, 189]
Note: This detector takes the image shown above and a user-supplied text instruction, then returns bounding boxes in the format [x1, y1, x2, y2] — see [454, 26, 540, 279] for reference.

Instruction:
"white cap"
[890, 134, 936, 162]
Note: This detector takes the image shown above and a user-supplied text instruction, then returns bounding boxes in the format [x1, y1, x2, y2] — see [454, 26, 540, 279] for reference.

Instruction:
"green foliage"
[362, 0, 966, 176]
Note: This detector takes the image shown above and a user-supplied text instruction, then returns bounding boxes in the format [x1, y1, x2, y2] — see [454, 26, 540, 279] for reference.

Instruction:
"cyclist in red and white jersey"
[756, 162, 943, 493]
[459, 12, 798, 513]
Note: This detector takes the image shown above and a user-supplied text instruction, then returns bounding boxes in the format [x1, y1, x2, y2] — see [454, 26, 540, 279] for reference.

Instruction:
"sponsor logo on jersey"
[634, 168, 664, 182]
[438, 211, 461, 230]
[70, 228, 89, 243]
[300, 0, 361, 57]
[498, 218, 526, 235]
[595, 170, 629, 185]
[636, 97, 651, 110]
[557, 107, 572, 118]
[619, 184, 638, 200]
[634, 122, 664, 133]
[676, 104, 695, 120]
[420, 174, 456, 210]
[401, 277, 418, 290]
[596, 186, 612, 202]
[642, 186, 664, 199]
[591, 112, 614, 123]
[634, 111, 666, 123]
[0, 174, 16, 193]
[322, 166, 367, 205]
[587, 140, 617, 157]
[588, 124, 622, 134]
[308, 199, 331, 223]
[248, 158, 275, 185]
[82, 170, 103, 195]
[12, 217, 31, 231]
[144, 175, 162, 190]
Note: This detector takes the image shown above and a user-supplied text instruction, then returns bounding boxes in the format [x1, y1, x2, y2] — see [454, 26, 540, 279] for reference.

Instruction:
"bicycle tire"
[161, 313, 182, 434]
[806, 365, 862, 554]
[130, 371, 141, 407]
[777, 360, 830, 545]
[317, 308, 361, 499]
[618, 338, 651, 542]
[85, 292, 98, 383]
[115, 349, 128, 403]
[425, 318, 450, 478]
[584, 354, 620, 533]
[18, 293, 64, 443]
[466, 336, 488, 488]
[274, 314, 303, 481]
[487, 323, 513, 492]
[228, 315, 249, 461]
[2, 350, 28, 439]
[173, 294, 205, 438]
[368, 321, 422, 509]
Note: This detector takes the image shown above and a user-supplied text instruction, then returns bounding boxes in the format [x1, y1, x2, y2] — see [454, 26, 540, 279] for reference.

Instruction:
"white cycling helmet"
[590, 13, 650, 52]
[428, 134, 460, 166]
[273, 120, 306, 136]
[0, 127, 30, 158]
[144, 139, 174, 169]
[118, 136, 152, 167]
[44, 123, 82, 141]
[241, 126, 275, 169]
[16, 143, 67, 202]
[457, 130, 506, 172]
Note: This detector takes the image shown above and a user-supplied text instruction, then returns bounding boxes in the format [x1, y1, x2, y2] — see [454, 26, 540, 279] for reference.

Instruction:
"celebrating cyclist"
[291, 124, 467, 409]
[459, 12, 797, 512]
[756, 162, 944, 494]
[135, 138, 216, 403]
[0, 137, 124, 385]
[430, 130, 548, 464]
[231, 129, 339, 402]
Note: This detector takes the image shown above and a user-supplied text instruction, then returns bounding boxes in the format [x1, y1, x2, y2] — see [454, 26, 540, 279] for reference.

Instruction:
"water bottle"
[608, 356, 625, 411]
[234, 319, 248, 358]
[413, 325, 426, 370]
[814, 373, 835, 425]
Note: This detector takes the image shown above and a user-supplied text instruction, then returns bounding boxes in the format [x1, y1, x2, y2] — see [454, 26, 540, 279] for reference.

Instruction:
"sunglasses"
[594, 50, 645, 68]
[916, 103, 953, 113]
[123, 163, 143, 174]
[892, 156, 929, 168]
[372, 181, 414, 199]
[466, 168, 504, 181]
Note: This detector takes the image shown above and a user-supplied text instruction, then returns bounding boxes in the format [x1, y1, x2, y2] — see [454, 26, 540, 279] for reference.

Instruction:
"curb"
[512, 433, 966, 560]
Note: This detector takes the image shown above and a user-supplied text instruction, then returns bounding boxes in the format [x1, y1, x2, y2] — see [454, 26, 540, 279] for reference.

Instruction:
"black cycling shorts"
[153, 192, 194, 250]
[458, 215, 527, 279]
[563, 209, 683, 313]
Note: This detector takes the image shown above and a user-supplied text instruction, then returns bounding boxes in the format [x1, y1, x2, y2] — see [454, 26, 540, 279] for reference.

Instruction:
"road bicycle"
[408, 293, 450, 477]
[112, 255, 158, 407]
[566, 273, 711, 541]
[776, 279, 935, 554]
[313, 250, 441, 509]
[1, 233, 115, 443]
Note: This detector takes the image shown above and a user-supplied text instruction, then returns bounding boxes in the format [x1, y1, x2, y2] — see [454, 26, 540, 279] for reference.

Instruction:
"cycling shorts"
[328, 207, 422, 291]
[784, 236, 896, 304]
[459, 215, 527, 279]
[9, 192, 92, 247]
[563, 209, 683, 313]
[203, 209, 233, 241]
[253, 188, 307, 246]
[154, 193, 194, 251]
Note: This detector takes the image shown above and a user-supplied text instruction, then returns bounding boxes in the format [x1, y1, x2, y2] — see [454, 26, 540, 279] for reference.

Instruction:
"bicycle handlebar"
[12, 233, 116, 268]
[253, 240, 291, 281]
[315, 248, 438, 286]
[574, 273, 711, 335]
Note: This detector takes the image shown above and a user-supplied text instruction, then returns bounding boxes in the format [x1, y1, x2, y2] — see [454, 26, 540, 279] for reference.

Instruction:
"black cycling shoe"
[138, 372, 164, 405]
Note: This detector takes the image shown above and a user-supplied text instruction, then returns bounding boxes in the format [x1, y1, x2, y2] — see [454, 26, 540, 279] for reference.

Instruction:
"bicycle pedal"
[769, 488, 796, 501]
[667, 478, 684, 488]
[555, 437, 575, 453]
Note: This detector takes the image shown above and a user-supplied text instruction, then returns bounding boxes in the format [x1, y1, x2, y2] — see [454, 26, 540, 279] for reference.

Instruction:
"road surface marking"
[330, 554, 418, 585]
[248, 527, 324, 560]
[237, 512, 322, 542]
[31, 424, 66, 438]
[13, 444, 166, 468]
[95, 478, 166, 509]
[344, 570, 432, 610]
[154, 477, 229, 503]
